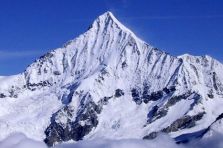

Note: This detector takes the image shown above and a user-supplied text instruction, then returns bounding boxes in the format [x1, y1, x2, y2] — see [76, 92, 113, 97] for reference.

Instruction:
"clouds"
[0, 133, 183, 148]
[0, 132, 223, 148]
[56, 134, 183, 148]
[0, 133, 47, 148]
[0, 50, 43, 59]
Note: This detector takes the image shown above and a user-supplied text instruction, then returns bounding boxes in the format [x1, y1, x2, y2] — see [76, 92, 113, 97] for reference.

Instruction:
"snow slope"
[0, 11, 222, 146]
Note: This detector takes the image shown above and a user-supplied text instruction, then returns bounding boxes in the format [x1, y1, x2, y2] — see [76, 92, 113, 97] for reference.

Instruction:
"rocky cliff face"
[0, 12, 223, 146]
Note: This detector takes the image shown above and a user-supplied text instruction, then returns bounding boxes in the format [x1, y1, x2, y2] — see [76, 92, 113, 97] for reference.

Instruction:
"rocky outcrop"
[0, 93, 6, 98]
[131, 88, 142, 104]
[115, 89, 124, 97]
[131, 86, 176, 105]
[44, 89, 125, 146]
[147, 92, 201, 124]
[143, 132, 158, 140]
[144, 112, 205, 141]
[27, 81, 52, 91]
[162, 112, 205, 133]
[44, 93, 101, 146]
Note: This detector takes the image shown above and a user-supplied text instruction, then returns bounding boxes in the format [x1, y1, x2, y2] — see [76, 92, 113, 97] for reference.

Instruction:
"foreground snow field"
[0, 11, 223, 147]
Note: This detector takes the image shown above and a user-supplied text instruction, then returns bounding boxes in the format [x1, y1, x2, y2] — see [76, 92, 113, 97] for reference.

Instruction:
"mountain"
[0, 11, 223, 146]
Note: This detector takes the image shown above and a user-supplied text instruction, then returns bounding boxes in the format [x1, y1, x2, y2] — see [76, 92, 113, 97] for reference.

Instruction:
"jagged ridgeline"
[0, 12, 223, 147]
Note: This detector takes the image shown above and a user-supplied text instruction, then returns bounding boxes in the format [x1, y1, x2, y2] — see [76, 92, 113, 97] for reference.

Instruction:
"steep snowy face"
[23, 12, 182, 93]
[0, 11, 223, 146]
[178, 54, 223, 93]
[24, 12, 142, 88]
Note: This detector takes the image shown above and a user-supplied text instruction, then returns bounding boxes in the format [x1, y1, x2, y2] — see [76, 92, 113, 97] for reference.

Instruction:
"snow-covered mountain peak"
[91, 11, 133, 34]
[93, 11, 117, 24]
[0, 11, 223, 147]
[88, 11, 143, 44]
[177, 53, 221, 69]
[23, 11, 156, 90]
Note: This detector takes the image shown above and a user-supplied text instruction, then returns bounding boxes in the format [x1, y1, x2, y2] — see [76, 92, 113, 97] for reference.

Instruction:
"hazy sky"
[0, 0, 223, 75]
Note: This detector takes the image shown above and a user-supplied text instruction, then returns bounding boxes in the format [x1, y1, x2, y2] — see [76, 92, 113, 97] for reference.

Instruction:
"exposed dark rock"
[44, 106, 74, 146]
[215, 113, 223, 121]
[143, 98, 149, 104]
[145, 112, 209, 143]
[169, 86, 176, 92]
[146, 92, 201, 125]
[115, 89, 124, 97]
[143, 132, 158, 140]
[207, 93, 214, 99]
[0, 93, 6, 98]
[132, 86, 177, 105]
[163, 86, 176, 94]
[153, 48, 159, 51]
[39, 52, 54, 61]
[8, 88, 18, 98]
[131, 88, 142, 105]
[142, 85, 150, 103]
[44, 122, 69, 146]
[165, 95, 186, 108]
[98, 96, 112, 105]
[100, 68, 108, 75]
[212, 72, 218, 91]
[69, 100, 99, 141]
[44, 93, 101, 146]
[45, 91, 121, 146]
[151, 108, 168, 122]
[132, 85, 176, 105]
[53, 71, 61, 75]
[165, 92, 200, 109]
[143, 91, 163, 103]
[175, 113, 223, 144]
[178, 58, 183, 63]
[27, 80, 52, 90]
[121, 61, 127, 68]
[201, 56, 209, 67]
[149, 91, 163, 101]
[163, 87, 170, 94]
[162, 112, 205, 133]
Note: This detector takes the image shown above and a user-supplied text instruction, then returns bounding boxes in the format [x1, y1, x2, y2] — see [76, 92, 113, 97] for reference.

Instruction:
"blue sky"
[0, 0, 223, 75]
